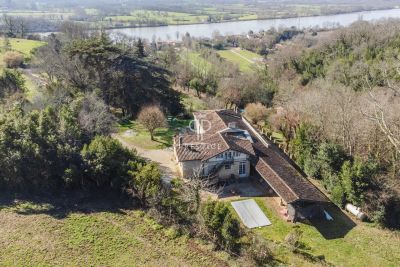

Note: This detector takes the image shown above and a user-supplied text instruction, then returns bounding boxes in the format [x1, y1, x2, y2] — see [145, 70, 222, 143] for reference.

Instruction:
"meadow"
[181, 49, 262, 74]
[217, 48, 263, 72]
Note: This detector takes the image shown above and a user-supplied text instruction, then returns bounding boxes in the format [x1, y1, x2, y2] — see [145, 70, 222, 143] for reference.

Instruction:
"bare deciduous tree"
[217, 77, 242, 109]
[78, 93, 116, 137]
[182, 166, 223, 214]
[137, 105, 167, 140]
[364, 89, 400, 154]
[245, 102, 269, 124]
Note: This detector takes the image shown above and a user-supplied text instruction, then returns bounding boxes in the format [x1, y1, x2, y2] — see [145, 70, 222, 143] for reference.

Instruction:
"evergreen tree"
[200, 200, 241, 251]
[135, 38, 146, 58]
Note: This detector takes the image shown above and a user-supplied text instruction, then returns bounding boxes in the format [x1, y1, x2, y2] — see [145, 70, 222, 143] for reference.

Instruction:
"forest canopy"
[264, 20, 400, 229]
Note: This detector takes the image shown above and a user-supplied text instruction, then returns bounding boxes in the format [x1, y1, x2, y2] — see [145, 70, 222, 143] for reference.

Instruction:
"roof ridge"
[218, 131, 231, 149]
[216, 112, 230, 128]
[258, 157, 300, 201]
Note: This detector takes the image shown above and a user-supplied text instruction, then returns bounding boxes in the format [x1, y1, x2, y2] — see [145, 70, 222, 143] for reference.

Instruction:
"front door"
[239, 162, 247, 177]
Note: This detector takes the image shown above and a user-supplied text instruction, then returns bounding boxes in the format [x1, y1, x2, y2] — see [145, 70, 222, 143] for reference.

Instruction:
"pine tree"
[135, 38, 145, 58]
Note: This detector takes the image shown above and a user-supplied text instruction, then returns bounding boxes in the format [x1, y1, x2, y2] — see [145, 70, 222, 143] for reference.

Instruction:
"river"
[106, 8, 400, 41]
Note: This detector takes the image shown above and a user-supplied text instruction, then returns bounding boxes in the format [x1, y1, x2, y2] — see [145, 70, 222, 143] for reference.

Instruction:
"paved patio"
[218, 177, 270, 198]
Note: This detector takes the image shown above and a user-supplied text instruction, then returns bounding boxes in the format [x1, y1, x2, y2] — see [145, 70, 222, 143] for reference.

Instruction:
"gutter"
[241, 117, 270, 149]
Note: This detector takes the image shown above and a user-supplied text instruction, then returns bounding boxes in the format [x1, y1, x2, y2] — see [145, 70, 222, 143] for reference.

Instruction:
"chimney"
[179, 136, 183, 146]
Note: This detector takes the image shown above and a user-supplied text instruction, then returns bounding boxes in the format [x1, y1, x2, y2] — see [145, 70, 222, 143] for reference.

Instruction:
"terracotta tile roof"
[174, 132, 255, 162]
[175, 110, 256, 162]
[255, 156, 328, 203]
[193, 110, 227, 133]
[255, 158, 298, 203]
[174, 134, 229, 161]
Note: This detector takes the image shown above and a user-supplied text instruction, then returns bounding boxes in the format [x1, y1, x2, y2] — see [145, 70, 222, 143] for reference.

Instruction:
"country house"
[174, 110, 330, 222]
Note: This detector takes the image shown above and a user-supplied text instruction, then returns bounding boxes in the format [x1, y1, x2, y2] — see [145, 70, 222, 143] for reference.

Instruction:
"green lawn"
[0, 194, 234, 266]
[0, 38, 46, 101]
[22, 73, 46, 103]
[118, 118, 191, 150]
[236, 198, 400, 267]
[8, 38, 46, 58]
[217, 49, 262, 72]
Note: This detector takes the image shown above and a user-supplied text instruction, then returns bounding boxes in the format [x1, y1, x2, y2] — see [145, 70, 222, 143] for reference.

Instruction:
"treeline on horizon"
[1, 0, 398, 10]
[0, 0, 399, 33]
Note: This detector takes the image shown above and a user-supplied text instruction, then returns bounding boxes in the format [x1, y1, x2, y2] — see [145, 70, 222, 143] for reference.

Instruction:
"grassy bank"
[242, 198, 400, 267]
[0, 194, 234, 266]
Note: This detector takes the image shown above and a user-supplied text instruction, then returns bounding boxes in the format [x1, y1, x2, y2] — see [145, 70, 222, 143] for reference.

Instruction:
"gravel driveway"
[113, 134, 179, 182]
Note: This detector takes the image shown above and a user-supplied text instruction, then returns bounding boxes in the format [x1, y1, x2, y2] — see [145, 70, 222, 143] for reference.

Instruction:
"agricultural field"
[3, 10, 72, 20]
[0, 194, 235, 266]
[102, 10, 209, 27]
[217, 48, 263, 72]
[105, 10, 209, 25]
[238, 14, 258, 20]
